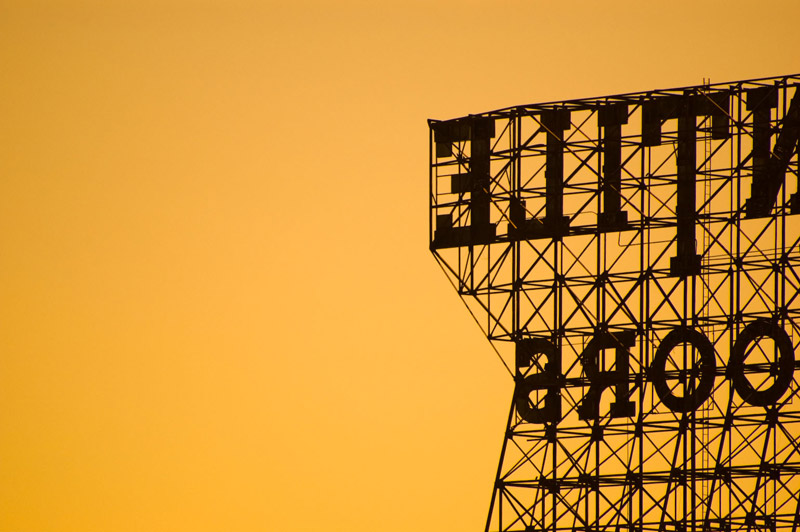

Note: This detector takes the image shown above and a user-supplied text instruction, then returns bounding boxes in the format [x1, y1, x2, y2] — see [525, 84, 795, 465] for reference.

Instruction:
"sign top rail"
[429, 73, 800, 123]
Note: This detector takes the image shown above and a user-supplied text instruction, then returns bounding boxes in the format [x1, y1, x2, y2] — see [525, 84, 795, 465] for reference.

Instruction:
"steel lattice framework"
[428, 75, 800, 532]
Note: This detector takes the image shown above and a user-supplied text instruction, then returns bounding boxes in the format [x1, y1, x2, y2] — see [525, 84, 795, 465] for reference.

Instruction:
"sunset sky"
[1, 1, 799, 531]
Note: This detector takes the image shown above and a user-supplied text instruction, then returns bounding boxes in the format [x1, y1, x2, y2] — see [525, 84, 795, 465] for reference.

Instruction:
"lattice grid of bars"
[429, 75, 800, 532]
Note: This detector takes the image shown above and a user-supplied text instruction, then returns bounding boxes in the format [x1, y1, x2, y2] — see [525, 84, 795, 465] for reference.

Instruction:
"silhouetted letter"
[577, 330, 636, 420]
[729, 320, 795, 407]
[649, 327, 716, 413]
[514, 338, 562, 423]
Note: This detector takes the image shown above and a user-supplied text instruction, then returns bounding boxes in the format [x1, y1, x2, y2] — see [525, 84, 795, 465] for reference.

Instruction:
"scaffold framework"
[428, 74, 800, 532]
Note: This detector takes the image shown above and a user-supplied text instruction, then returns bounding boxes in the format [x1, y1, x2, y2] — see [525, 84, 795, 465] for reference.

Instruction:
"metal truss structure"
[428, 75, 800, 532]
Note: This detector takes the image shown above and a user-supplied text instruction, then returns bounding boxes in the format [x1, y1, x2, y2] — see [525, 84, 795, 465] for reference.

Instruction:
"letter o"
[729, 320, 794, 407]
[650, 327, 716, 413]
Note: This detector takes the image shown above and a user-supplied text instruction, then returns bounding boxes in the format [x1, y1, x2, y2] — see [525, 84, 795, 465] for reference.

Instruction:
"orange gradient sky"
[1, 1, 799, 531]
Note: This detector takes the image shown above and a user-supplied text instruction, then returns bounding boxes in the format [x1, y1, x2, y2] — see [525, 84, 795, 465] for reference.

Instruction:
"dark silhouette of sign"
[429, 75, 800, 532]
